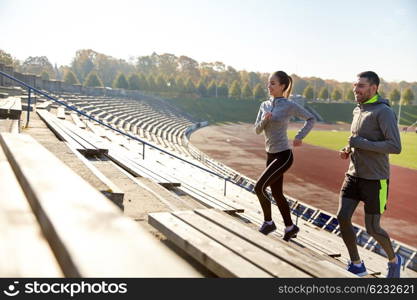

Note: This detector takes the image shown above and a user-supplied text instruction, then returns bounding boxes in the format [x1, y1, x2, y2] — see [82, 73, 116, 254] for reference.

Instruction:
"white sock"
[265, 220, 274, 225]
[353, 261, 363, 267]
[285, 225, 294, 233]
[390, 256, 398, 264]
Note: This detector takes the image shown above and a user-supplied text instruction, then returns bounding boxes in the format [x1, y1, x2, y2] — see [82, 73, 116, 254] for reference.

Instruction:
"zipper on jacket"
[351, 104, 363, 175]
[354, 104, 363, 136]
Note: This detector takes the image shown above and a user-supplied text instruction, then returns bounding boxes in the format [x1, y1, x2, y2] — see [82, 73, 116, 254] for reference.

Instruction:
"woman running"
[254, 70, 315, 241]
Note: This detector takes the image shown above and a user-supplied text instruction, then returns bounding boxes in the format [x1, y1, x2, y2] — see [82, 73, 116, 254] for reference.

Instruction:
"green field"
[288, 130, 417, 170]
[308, 102, 417, 125]
[167, 97, 260, 123]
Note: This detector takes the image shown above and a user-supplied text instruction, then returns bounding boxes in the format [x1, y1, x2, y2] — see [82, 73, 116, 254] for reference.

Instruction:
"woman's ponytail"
[284, 75, 293, 98]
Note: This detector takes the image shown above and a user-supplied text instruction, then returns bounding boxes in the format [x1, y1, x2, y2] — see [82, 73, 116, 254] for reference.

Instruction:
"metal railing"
[2, 70, 417, 271]
[0, 70, 233, 196]
[182, 111, 417, 271]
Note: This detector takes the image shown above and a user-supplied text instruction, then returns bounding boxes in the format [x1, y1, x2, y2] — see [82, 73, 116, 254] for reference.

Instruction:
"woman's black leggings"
[254, 150, 294, 226]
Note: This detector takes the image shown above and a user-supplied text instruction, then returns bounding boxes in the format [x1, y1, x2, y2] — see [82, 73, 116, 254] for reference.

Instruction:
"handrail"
[0, 70, 234, 195]
[3, 71, 417, 270]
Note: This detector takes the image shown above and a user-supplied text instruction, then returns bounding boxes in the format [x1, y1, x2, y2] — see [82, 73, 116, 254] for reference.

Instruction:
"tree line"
[0, 48, 415, 104]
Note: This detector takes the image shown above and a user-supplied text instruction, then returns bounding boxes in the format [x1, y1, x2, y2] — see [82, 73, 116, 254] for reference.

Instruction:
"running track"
[191, 123, 417, 248]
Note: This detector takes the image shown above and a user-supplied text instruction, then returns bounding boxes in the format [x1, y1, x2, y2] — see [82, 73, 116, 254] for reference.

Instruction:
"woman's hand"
[263, 112, 272, 121]
[293, 139, 302, 147]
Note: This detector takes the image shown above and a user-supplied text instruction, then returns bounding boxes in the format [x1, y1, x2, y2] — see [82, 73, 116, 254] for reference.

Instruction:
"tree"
[207, 80, 217, 97]
[112, 73, 129, 89]
[138, 73, 149, 91]
[40, 71, 50, 80]
[128, 73, 141, 90]
[158, 53, 178, 76]
[226, 66, 240, 85]
[229, 80, 241, 98]
[155, 75, 167, 92]
[331, 89, 342, 101]
[71, 49, 97, 81]
[247, 72, 261, 88]
[63, 70, 80, 85]
[318, 87, 329, 100]
[402, 88, 414, 105]
[253, 83, 267, 101]
[389, 89, 401, 105]
[175, 77, 186, 93]
[54, 63, 61, 80]
[0, 49, 14, 65]
[241, 83, 252, 99]
[303, 85, 314, 100]
[147, 75, 157, 91]
[292, 74, 308, 96]
[166, 77, 176, 92]
[200, 62, 216, 81]
[346, 89, 355, 101]
[95, 53, 134, 86]
[136, 54, 157, 75]
[197, 80, 207, 97]
[217, 81, 228, 97]
[21, 56, 55, 78]
[178, 56, 200, 80]
[379, 89, 386, 99]
[84, 72, 103, 87]
[185, 78, 196, 93]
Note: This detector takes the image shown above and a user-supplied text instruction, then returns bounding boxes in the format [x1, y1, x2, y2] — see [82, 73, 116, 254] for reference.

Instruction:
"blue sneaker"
[347, 261, 368, 277]
[387, 254, 404, 278]
[259, 221, 276, 235]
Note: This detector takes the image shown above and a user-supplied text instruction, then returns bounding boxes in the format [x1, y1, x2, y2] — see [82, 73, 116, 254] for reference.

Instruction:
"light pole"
[397, 88, 403, 127]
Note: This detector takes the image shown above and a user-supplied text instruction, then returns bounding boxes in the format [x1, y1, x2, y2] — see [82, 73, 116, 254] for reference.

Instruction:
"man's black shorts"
[340, 174, 389, 214]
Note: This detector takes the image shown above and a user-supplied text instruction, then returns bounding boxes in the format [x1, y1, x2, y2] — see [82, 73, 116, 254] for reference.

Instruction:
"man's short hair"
[357, 71, 380, 88]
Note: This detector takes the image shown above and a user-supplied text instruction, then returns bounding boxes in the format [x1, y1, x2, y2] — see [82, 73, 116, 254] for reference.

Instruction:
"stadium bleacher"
[1, 68, 416, 278]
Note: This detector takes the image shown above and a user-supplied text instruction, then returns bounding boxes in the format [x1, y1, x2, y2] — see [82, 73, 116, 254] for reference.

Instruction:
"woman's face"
[267, 75, 285, 97]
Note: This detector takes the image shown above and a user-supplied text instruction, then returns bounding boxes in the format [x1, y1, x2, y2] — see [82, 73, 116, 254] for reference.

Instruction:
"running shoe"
[347, 261, 368, 277]
[259, 221, 277, 235]
[387, 254, 404, 278]
[283, 225, 299, 241]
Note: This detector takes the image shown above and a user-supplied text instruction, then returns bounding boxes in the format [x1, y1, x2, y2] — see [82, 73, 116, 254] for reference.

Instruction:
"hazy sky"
[1, 0, 416, 82]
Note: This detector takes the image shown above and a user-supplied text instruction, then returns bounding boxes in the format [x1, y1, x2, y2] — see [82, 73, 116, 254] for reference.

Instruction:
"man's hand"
[293, 138, 302, 147]
[348, 135, 364, 148]
[339, 147, 351, 159]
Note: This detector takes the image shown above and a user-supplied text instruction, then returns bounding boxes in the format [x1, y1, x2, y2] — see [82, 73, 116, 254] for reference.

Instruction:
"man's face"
[353, 77, 377, 103]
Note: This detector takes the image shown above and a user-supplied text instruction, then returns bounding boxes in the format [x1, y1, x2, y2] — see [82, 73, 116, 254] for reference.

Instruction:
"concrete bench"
[56, 106, 66, 119]
[0, 97, 22, 119]
[38, 110, 108, 156]
[0, 132, 200, 277]
[36, 100, 52, 110]
[70, 113, 87, 129]
[149, 209, 356, 278]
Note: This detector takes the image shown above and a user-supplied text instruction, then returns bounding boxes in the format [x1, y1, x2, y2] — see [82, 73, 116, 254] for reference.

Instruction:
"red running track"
[191, 123, 417, 248]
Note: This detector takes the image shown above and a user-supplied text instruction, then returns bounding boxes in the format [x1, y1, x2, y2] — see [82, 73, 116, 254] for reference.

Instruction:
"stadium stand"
[1, 67, 416, 278]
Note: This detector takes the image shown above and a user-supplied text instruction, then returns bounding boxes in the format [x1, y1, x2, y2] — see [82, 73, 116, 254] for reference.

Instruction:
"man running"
[338, 71, 403, 278]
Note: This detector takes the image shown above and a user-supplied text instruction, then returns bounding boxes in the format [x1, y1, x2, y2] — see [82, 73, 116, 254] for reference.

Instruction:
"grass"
[288, 130, 417, 170]
[167, 97, 260, 124]
[165, 97, 417, 169]
[308, 102, 417, 125]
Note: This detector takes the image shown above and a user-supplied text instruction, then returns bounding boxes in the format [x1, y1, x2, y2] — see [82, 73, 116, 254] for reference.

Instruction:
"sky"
[1, 0, 416, 82]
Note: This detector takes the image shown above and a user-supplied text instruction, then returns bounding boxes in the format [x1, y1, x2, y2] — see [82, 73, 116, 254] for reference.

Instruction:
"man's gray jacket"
[348, 95, 401, 180]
